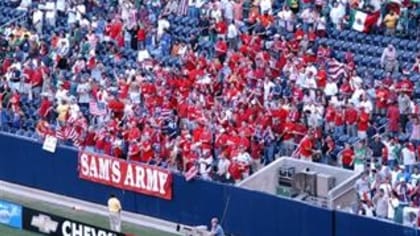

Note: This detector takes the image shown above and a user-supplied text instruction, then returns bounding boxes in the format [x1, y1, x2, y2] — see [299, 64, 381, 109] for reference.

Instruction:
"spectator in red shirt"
[297, 132, 315, 161]
[375, 83, 390, 115]
[340, 143, 355, 170]
[334, 106, 345, 137]
[387, 101, 400, 135]
[280, 118, 296, 156]
[345, 103, 358, 137]
[357, 107, 370, 140]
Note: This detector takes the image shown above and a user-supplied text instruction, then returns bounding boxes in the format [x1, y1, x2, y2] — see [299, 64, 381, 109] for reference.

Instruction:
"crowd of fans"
[0, 0, 419, 224]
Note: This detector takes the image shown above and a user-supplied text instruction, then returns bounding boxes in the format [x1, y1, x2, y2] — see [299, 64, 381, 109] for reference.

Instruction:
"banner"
[22, 207, 124, 236]
[78, 152, 173, 200]
[0, 200, 22, 229]
[43, 135, 58, 153]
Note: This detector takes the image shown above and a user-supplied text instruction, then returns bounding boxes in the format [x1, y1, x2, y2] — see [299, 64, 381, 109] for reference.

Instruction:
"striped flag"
[176, 0, 188, 16]
[89, 101, 107, 116]
[184, 165, 199, 182]
[327, 59, 348, 80]
[55, 126, 68, 140]
[68, 127, 78, 141]
[161, 108, 173, 120]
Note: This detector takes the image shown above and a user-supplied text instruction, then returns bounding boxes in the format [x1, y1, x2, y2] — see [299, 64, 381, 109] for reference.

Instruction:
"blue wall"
[0, 133, 417, 236]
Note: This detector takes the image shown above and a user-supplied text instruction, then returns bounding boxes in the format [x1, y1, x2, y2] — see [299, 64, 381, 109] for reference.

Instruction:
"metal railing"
[0, 11, 27, 30]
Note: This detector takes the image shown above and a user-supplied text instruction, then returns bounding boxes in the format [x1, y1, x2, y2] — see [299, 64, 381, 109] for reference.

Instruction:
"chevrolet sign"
[62, 220, 118, 236]
[31, 214, 59, 234]
[23, 207, 125, 236]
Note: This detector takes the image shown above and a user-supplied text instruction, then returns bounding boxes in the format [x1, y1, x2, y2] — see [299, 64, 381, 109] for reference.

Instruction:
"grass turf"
[0, 191, 178, 236]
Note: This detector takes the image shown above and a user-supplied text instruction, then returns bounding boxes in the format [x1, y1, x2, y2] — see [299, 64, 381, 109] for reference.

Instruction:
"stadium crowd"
[0, 0, 419, 225]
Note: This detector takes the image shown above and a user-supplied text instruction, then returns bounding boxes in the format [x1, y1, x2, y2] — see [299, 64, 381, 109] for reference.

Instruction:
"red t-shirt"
[299, 137, 313, 157]
[282, 122, 295, 140]
[334, 111, 345, 126]
[357, 111, 370, 131]
[341, 148, 354, 166]
[38, 98, 52, 118]
[375, 88, 389, 109]
[215, 40, 228, 55]
[140, 141, 153, 163]
[325, 106, 336, 123]
[344, 107, 358, 125]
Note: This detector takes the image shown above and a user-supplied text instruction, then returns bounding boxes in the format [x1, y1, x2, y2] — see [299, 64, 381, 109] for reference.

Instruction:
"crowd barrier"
[0, 133, 418, 236]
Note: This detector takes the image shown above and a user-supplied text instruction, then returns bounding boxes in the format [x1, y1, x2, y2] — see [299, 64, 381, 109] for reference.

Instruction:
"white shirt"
[56, 0, 65, 12]
[199, 156, 213, 176]
[129, 91, 141, 104]
[55, 89, 69, 104]
[317, 16, 327, 30]
[324, 82, 338, 96]
[329, 4, 345, 25]
[223, 0, 234, 20]
[303, 77, 317, 89]
[157, 18, 170, 36]
[217, 158, 231, 175]
[76, 82, 91, 104]
[263, 80, 275, 102]
[277, 9, 292, 27]
[235, 152, 252, 164]
[260, 0, 272, 13]
[137, 49, 151, 62]
[69, 103, 80, 118]
[210, 8, 222, 21]
[227, 23, 238, 39]
[300, 8, 314, 24]
[402, 147, 416, 166]
[350, 75, 363, 90]
[358, 100, 373, 114]
[374, 195, 389, 218]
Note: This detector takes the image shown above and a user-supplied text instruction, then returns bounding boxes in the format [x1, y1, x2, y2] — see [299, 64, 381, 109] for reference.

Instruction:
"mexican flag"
[349, 10, 381, 33]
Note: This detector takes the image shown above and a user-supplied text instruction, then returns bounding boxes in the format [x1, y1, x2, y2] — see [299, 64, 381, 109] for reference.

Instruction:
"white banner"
[42, 135, 57, 153]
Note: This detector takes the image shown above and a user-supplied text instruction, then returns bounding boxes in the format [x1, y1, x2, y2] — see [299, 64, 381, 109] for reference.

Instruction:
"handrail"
[0, 12, 27, 30]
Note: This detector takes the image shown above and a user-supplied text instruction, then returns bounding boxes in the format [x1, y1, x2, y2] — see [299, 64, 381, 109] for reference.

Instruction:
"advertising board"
[22, 207, 125, 236]
[0, 200, 22, 229]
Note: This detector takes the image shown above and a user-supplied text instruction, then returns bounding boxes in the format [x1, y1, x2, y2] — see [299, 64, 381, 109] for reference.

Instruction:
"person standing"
[108, 194, 122, 232]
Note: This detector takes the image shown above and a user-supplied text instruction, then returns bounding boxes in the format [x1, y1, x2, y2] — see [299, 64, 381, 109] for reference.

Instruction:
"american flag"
[184, 165, 199, 181]
[161, 108, 173, 120]
[55, 126, 71, 140]
[176, 0, 188, 16]
[89, 101, 107, 116]
[327, 59, 348, 80]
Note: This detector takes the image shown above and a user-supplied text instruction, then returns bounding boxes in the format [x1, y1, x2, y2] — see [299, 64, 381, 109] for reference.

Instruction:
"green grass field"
[0, 191, 178, 236]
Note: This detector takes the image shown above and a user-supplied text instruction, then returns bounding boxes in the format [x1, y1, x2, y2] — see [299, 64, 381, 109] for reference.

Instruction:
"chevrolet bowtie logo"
[31, 214, 59, 234]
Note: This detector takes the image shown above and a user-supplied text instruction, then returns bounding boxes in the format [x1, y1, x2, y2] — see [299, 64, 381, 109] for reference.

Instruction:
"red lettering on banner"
[79, 152, 173, 200]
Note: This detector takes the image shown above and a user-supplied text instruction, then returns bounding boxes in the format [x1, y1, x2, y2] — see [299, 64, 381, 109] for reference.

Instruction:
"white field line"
[0, 180, 183, 235]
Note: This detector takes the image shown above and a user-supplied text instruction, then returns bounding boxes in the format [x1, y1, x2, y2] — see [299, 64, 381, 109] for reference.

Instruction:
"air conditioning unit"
[278, 166, 295, 187]
[316, 174, 336, 198]
[292, 171, 317, 196]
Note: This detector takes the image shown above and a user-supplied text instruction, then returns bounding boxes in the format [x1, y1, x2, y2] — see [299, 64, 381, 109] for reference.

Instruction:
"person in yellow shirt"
[383, 11, 399, 35]
[107, 194, 122, 232]
[56, 100, 69, 124]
